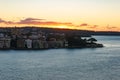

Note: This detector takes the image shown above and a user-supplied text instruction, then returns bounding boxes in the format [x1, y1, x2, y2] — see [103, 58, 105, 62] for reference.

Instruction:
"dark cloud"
[89, 25, 98, 28]
[0, 18, 15, 24]
[111, 27, 117, 28]
[18, 18, 45, 24]
[80, 23, 88, 26]
[24, 18, 45, 21]
[106, 25, 117, 29]
[0, 18, 6, 23]
[107, 26, 117, 29]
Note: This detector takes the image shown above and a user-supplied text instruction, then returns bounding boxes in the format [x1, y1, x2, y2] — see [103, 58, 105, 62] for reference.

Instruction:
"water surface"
[0, 36, 120, 80]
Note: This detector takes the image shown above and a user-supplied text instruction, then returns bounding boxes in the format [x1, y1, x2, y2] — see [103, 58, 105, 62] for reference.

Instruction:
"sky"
[0, 0, 120, 31]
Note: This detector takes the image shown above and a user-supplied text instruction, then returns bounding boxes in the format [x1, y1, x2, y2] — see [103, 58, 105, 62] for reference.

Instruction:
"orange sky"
[0, 0, 120, 32]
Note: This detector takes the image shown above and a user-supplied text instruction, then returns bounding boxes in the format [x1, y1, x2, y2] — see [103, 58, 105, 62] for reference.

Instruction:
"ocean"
[0, 36, 120, 80]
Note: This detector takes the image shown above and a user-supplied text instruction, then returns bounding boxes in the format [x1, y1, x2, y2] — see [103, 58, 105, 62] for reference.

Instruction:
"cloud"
[89, 25, 98, 28]
[39, 22, 74, 26]
[24, 18, 45, 21]
[107, 26, 117, 29]
[1, 17, 118, 31]
[17, 18, 74, 26]
[0, 18, 15, 24]
[80, 23, 88, 26]
[0, 18, 76, 28]
[106, 25, 117, 29]
[18, 18, 45, 24]
[0, 18, 6, 23]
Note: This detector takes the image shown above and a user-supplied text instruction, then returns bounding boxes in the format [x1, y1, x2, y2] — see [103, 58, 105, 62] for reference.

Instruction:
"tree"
[87, 38, 97, 43]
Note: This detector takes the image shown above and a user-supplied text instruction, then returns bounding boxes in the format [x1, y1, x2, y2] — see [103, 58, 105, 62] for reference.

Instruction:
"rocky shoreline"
[0, 43, 103, 50]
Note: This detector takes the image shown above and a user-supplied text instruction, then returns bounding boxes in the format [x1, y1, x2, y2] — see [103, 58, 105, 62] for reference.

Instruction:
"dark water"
[0, 36, 120, 80]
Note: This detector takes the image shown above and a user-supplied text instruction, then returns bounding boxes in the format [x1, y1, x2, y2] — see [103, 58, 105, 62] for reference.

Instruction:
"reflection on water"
[0, 36, 120, 80]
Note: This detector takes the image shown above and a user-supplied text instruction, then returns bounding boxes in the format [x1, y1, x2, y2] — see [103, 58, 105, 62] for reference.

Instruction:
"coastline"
[0, 27, 104, 50]
[0, 43, 104, 50]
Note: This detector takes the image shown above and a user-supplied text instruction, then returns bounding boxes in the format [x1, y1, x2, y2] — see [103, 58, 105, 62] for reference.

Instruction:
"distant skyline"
[0, 0, 120, 31]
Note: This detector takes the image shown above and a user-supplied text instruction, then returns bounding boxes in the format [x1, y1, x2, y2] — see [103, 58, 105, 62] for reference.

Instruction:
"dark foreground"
[0, 43, 103, 50]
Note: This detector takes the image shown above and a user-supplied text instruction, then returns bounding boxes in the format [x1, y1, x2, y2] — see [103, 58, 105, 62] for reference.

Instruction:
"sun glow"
[56, 25, 70, 29]
[58, 26, 67, 29]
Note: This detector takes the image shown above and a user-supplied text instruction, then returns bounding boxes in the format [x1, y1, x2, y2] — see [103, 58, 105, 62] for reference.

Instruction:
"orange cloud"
[0, 18, 77, 29]
[0, 18, 119, 32]
[18, 18, 74, 27]
[0, 18, 74, 27]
